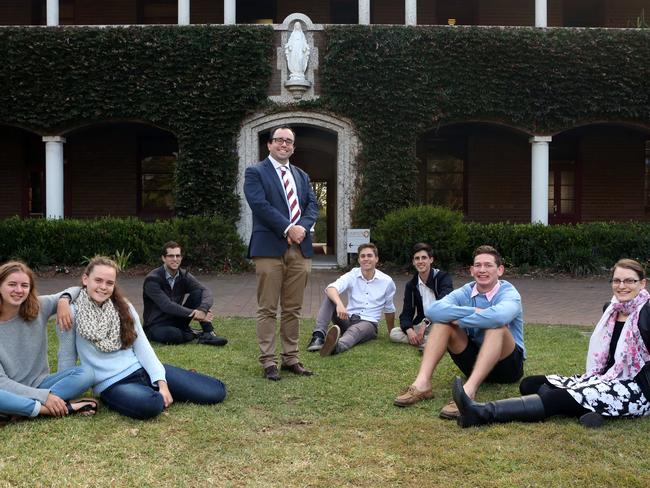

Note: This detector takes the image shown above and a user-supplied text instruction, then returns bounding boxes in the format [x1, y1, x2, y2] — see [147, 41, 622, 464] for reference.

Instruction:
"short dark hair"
[161, 241, 182, 257]
[358, 243, 378, 257]
[412, 242, 433, 259]
[268, 126, 296, 142]
[472, 245, 502, 267]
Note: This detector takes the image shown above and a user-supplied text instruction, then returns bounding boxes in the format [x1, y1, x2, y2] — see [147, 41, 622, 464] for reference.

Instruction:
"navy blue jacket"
[142, 265, 212, 328]
[244, 158, 319, 258]
[399, 269, 453, 333]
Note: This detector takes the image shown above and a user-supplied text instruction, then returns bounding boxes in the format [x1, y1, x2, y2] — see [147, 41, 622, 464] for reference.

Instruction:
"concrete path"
[37, 269, 611, 327]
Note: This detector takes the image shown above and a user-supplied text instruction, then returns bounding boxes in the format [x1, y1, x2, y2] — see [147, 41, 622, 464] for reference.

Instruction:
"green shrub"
[0, 216, 247, 272]
[373, 205, 467, 267]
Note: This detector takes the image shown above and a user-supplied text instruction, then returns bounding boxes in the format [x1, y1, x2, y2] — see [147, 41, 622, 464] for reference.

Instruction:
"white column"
[46, 0, 59, 26]
[530, 136, 551, 225]
[43, 136, 66, 219]
[405, 0, 417, 25]
[178, 0, 190, 25]
[224, 0, 236, 24]
[535, 0, 548, 27]
[359, 0, 370, 25]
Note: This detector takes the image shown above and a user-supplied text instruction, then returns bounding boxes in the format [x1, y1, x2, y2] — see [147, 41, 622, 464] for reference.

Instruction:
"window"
[138, 133, 177, 217]
[418, 138, 465, 211]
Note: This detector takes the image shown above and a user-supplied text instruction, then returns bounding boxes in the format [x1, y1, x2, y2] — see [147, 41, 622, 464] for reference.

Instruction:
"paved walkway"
[37, 269, 611, 326]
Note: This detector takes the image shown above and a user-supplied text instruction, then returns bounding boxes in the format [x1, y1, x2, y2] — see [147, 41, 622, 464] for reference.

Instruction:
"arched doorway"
[63, 122, 178, 219]
[551, 123, 650, 222]
[417, 122, 531, 223]
[238, 111, 359, 266]
[0, 125, 44, 218]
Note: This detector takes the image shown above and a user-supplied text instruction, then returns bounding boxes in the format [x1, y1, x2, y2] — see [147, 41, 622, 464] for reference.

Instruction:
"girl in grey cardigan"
[0, 261, 97, 420]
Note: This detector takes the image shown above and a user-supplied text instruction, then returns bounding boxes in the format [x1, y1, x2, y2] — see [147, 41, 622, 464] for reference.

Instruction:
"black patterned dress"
[546, 321, 650, 417]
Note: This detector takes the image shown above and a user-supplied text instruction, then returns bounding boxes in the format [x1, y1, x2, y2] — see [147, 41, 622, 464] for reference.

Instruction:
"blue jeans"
[0, 365, 94, 418]
[99, 364, 226, 420]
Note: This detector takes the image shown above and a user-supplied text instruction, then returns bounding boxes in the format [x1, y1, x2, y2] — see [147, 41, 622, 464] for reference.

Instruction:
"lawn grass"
[1, 320, 649, 487]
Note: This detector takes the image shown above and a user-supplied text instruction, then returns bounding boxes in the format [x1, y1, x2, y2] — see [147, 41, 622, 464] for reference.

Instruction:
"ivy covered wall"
[1, 25, 650, 227]
[0, 25, 273, 219]
[320, 26, 650, 225]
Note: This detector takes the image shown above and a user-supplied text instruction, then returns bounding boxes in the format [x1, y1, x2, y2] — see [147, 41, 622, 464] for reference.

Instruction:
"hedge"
[0, 216, 247, 272]
[374, 206, 650, 275]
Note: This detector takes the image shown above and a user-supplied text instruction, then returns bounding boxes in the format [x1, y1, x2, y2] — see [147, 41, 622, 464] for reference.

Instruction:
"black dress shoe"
[263, 365, 281, 381]
[197, 331, 228, 346]
[281, 362, 313, 376]
[307, 334, 325, 352]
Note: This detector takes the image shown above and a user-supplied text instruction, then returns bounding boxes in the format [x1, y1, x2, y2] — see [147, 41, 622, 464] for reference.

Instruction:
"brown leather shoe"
[439, 399, 460, 419]
[281, 362, 313, 376]
[393, 385, 434, 407]
[263, 365, 281, 381]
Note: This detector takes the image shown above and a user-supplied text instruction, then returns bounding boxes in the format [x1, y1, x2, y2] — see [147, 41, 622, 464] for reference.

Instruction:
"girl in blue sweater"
[58, 256, 226, 420]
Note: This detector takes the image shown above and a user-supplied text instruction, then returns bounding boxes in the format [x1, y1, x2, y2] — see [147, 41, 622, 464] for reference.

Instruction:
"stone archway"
[237, 111, 360, 266]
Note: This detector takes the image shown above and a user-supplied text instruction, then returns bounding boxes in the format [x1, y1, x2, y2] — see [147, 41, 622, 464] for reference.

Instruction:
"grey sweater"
[0, 287, 79, 403]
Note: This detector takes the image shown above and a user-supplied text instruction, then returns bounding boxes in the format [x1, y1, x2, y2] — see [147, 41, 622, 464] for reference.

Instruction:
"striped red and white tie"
[280, 166, 301, 224]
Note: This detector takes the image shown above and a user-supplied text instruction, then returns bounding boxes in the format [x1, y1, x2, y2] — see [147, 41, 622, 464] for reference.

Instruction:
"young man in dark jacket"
[142, 241, 227, 346]
[390, 243, 453, 348]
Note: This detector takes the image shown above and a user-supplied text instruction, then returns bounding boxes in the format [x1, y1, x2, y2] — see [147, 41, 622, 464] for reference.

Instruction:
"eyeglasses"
[165, 254, 182, 259]
[610, 278, 640, 286]
[271, 137, 294, 146]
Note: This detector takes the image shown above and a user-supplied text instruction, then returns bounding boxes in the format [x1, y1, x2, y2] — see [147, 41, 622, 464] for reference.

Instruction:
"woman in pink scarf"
[453, 259, 650, 428]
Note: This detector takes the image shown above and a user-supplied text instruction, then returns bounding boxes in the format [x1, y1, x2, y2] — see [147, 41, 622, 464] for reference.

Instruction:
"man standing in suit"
[244, 126, 319, 381]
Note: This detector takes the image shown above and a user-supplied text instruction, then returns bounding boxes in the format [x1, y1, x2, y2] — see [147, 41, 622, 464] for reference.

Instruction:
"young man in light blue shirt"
[394, 245, 524, 420]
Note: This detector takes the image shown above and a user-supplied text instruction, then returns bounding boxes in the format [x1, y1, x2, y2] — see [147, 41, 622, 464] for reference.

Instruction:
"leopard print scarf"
[75, 288, 122, 353]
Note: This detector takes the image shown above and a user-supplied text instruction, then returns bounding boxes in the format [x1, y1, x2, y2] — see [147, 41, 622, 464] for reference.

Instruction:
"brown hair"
[161, 241, 182, 257]
[473, 245, 502, 267]
[268, 125, 296, 142]
[0, 261, 39, 321]
[358, 243, 378, 257]
[412, 242, 433, 259]
[83, 256, 137, 348]
[612, 258, 646, 281]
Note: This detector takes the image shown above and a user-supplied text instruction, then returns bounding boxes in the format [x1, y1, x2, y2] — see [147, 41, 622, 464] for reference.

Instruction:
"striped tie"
[280, 166, 301, 224]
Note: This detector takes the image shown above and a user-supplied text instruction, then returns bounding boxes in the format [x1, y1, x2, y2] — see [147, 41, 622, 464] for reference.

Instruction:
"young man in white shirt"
[307, 243, 396, 356]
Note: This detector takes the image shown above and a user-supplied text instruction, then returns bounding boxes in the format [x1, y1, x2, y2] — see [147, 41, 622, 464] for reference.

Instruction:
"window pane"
[141, 155, 175, 210]
[561, 199, 574, 214]
[560, 185, 574, 200]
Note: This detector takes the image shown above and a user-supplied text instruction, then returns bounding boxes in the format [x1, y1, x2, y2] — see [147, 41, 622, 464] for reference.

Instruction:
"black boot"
[452, 377, 546, 428]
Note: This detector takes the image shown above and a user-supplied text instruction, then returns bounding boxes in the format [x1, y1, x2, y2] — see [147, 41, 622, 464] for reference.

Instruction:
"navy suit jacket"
[244, 158, 319, 258]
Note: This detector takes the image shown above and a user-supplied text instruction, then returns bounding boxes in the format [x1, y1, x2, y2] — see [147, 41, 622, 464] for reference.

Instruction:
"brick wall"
[65, 126, 138, 218]
[75, 0, 138, 25]
[465, 128, 531, 223]
[191, 0, 223, 24]
[605, 0, 649, 27]
[477, 0, 534, 26]
[0, 0, 35, 25]
[0, 129, 27, 217]
[277, 0, 330, 23]
[372, 0, 405, 24]
[579, 128, 646, 221]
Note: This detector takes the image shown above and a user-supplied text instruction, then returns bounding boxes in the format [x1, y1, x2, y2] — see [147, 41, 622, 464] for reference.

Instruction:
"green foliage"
[111, 249, 133, 271]
[0, 216, 247, 271]
[464, 221, 650, 274]
[373, 205, 467, 267]
[0, 25, 273, 219]
[321, 25, 650, 225]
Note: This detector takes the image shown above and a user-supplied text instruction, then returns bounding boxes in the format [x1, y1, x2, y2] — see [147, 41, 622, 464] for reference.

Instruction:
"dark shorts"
[449, 340, 524, 384]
